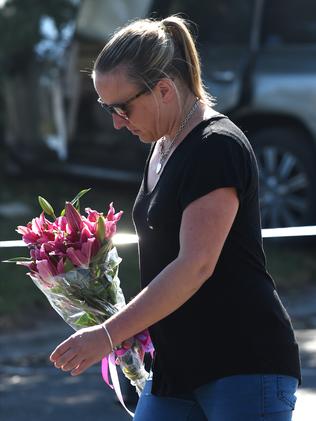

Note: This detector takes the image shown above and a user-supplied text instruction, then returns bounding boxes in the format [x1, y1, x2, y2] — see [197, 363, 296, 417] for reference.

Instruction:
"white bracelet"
[102, 323, 114, 352]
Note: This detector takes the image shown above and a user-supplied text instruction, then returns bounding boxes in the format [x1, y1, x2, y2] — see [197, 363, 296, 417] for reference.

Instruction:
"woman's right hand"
[50, 324, 111, 376]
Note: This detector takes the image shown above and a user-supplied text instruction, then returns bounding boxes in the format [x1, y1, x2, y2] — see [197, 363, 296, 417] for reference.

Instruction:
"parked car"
[71, 0, 316, 228]
[152, 0, 316, 229]
[5, 0, 316, 229]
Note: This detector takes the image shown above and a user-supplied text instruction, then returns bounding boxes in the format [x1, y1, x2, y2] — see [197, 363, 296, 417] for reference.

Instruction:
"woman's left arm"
[50, 187, 239, 375]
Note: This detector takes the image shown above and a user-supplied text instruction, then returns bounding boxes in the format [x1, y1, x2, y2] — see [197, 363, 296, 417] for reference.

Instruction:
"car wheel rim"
[256, 146, 309, 228]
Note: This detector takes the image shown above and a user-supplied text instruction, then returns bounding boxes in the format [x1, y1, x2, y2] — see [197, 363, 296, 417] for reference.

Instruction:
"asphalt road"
[0, 321, 134, 421]
[1, 288, 316, 420]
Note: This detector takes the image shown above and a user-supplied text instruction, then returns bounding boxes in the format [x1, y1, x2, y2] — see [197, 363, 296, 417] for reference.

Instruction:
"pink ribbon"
[101, 330, 154, 417]
[135, 331, 154, 358]
[102, 352, 134, 417]
[101, 354, 113, 389]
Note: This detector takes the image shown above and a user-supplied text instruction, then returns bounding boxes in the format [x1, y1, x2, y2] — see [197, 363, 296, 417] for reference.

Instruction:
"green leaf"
[96, 216, 105, 242]
[50, 285, 65, 295]
[74, 312, 98, 328]
[64, 257, 74, 272]
[70, 188, 91, 205]
[90, 241, 112, 265]
[2, 257, 32, 263]
[59, 189, 91, 217]
[38, 196, 56, 219]
[71, 188, 91, 212]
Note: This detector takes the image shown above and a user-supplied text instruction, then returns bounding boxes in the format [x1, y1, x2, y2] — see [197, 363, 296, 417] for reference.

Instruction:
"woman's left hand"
[50, 324, 110, 376]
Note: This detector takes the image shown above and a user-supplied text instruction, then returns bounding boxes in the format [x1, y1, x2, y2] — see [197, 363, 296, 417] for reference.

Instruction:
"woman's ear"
[156, 78, 175, 103]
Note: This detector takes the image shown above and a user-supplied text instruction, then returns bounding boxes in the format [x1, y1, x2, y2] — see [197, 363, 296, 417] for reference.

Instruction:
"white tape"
[0, 233, 139, 248]
[1, 226, 316, 248]
[262, 226, 316, 238]
[112, 233, 138, 245]
[0, 240, 26, 248]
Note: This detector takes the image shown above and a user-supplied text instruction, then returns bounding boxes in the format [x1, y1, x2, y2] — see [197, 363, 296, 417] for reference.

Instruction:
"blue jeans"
[133, 374, 298, 421]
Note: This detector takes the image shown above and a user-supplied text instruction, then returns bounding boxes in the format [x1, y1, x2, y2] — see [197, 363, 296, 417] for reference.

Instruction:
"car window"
[262, 0, 316, 45]
[150, 0, 254, 45]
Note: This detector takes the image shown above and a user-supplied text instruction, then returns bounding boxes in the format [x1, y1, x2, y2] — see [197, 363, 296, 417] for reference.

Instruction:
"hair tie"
[159, 20, 168, 33]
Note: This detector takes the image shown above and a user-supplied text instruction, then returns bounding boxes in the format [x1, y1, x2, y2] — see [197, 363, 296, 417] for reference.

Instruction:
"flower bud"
[38, 196, 56, 219]
[65, 202, 83, 233]
[96, 215, 105, 242]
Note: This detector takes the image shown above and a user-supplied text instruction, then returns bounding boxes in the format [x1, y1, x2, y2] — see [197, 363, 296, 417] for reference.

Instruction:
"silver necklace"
[156, 98, 200, 174]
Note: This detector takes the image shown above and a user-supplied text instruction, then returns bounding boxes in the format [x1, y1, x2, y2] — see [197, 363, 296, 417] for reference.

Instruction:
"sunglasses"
[97, 87, 150, 120]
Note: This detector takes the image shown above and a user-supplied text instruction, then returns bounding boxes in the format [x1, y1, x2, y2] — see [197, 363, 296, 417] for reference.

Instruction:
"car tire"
[249, 127, 316, 229]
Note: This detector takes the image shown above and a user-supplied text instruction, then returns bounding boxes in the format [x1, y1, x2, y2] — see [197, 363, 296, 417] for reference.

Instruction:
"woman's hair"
[93, 15, 215, 106]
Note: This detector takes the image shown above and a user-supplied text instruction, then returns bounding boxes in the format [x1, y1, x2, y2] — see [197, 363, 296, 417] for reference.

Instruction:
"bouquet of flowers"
[5, 189, 152, 399]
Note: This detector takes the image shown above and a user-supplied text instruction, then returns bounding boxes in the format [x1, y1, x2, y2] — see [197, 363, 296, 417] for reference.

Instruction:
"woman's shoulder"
[198, 113, 254, 155]
[201, 113, 244, 139]
[181, 110, 254, 163]
[185, 115, 257, 183]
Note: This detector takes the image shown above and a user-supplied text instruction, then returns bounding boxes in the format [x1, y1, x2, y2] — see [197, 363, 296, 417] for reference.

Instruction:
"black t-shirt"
[132, 115, 301, 396]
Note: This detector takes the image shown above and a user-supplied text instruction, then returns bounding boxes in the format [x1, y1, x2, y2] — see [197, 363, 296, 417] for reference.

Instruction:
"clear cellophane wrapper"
[30, 246, 148, 394]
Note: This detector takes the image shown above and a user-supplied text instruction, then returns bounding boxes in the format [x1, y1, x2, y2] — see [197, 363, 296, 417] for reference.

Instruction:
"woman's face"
[93, 68, 170, 143]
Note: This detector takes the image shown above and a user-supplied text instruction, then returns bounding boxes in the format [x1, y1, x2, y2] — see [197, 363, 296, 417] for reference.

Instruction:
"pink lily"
[31, 213, 54, 235]
[106, 202, 123, 223]
[53, 216, 68, 233]
[135, 330, 154, 354]
[66, 237, 95, 268]
[104, 203, 123, 239]
[31, 213, 45, 236]
[36, 258, 58, 287]
[42, 242, 56, 254]
[80, 223, 94, 243]
[85, 207, 102, 223]
[16, 225, 39, 244]
[82, 217, 97, 235]
[17, 212, 55, 246]
[47, 237, 67, 257]
[38, 244, 52, 260]
[105, 220, 118, 239]
[56, 257, 65, 274]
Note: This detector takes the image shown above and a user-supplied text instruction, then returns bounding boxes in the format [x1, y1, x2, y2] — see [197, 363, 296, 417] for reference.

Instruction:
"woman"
[50, 16, 301, 420]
